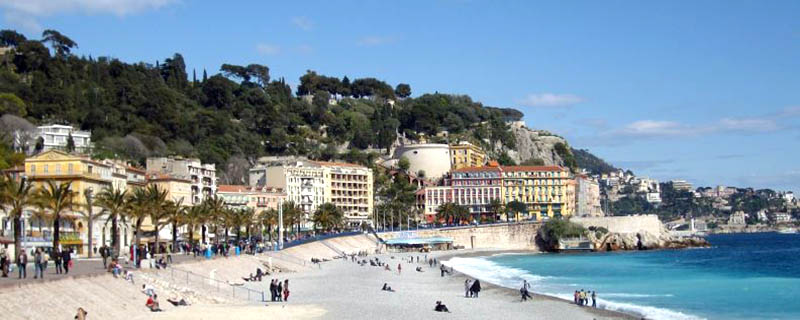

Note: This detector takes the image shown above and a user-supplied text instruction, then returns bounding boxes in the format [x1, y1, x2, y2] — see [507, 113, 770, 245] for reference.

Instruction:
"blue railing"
[374, 219, 540, 234]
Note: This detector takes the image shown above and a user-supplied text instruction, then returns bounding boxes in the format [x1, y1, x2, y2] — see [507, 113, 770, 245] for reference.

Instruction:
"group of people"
[269, 279, 290, 302]
[1, 246, 74, 279]
[574, 289, 597, 308]
[463, 279, 482, 298]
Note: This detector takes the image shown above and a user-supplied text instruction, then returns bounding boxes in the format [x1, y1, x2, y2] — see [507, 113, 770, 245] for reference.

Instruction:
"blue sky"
[2, 0, 799, 192]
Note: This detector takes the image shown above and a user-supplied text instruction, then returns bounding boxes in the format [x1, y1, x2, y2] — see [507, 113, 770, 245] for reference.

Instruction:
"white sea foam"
[444, 257, 705, 320]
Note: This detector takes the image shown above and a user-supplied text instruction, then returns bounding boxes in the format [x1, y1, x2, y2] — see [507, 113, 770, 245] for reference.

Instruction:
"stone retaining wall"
[380, 222, 542, 250]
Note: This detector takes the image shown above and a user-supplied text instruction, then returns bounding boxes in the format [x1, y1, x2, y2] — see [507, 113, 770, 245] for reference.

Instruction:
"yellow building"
[450, 142, 487, 170]
[500, 165, 574, 220]
[24, 150, 114, 254]
[146, 173, 193, 205]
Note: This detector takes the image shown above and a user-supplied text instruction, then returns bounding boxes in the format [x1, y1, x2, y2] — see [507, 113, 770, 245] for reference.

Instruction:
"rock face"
[586, 230, 710, 251]
[574, 215, 710, 252]
[505, 122, 568, 165]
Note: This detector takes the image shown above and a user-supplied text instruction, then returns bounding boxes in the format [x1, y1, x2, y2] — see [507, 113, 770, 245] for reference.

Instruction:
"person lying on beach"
[146, 294, 163, 312]
[167, 297, 189, 306]
[382, 283, 394, 292]
[434, 301, 450, 313]
[74, 307, 87, 320]
[142, 284, 155, 297]
[243, 273, 257, 282]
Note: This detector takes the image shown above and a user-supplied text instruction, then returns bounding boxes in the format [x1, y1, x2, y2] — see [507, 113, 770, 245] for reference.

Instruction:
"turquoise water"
[446, 233, 800, 320]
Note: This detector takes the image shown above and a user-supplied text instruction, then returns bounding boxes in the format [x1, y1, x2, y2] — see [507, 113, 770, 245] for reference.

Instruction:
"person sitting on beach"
[382, 283, 394, 292]
[146, 294, 163, 312]
[74, 307, 88, 320]
[255, 268, 264, 281]
[384, 264, 391, 271]
[416, 266, 424, 272]
[167, 296, 189, 306]
[434, 301, 450, 313]
[124, 270, 135, 284]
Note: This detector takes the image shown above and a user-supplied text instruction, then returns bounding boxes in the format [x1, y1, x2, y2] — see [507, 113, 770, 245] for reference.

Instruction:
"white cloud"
[290, 16, 313, 30]
[294, 44, 313, 54]
[718, 117, 779, 132]
[357, 36, 395, 47]
[256, 43, 281, 55]
[618, 120, 696, 136]
[517, 93, 584, 108]
[0, 0, 177, 32]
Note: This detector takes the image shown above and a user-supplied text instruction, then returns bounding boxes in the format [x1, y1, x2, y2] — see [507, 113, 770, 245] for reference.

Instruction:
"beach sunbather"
[167, 297, 189, 306]
[382, 283, 395, 292]
[434, 301, 450, 313]
[146, 294, 163, 312]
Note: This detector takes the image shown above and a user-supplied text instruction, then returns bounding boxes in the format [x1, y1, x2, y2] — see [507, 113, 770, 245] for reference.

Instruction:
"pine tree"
[202, 69, 208, 82]
[193, 68, 197, 84]
[66, 133, 75, 153]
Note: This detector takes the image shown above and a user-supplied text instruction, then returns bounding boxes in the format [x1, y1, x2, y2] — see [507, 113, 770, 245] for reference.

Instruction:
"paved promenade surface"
[0, 253, 200, 288]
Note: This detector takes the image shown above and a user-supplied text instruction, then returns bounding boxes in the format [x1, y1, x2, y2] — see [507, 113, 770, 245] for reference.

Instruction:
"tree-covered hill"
[0, 29, 614, 179]
[572, 148, 618, 175]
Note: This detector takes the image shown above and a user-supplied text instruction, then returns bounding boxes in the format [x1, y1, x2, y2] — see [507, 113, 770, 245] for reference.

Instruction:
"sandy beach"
[0, 235, 637, 319]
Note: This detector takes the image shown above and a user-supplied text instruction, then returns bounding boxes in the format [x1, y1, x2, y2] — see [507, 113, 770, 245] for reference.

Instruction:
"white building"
[393, 143, 451, 180]
[576, 175, 603, 216]
[774, 212, 792, 223]
[261, 160, 374, 229]
[146, 157, 217, 205]
[671, 180, 693, 192]
[16, 124, 92, 154]
[646, 192, 662, 204]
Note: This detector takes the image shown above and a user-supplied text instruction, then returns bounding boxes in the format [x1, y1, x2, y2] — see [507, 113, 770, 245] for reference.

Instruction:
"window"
[44, 164, 48, 173]
[30, 164, 36, 173]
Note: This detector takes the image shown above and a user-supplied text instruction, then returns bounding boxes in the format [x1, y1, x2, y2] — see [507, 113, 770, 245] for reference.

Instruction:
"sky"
[1, 0, 799, 192]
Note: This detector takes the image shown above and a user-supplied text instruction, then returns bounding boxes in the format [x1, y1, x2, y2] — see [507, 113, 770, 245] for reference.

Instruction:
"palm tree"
[258, 208, 279, 241]
[203, 195, 226, 242]
[127, 187, 152, 257]
[313, 203, 344, 232]
[184, 205, 207, 247]
[147, 185, 169, 254]
[488, 199, 504, 223]
[230, 208, 254, 243]
[96, 186, 128, 257]
[436, 202, 457, 226]
[163, 199, 186, 253]
[282, 201, 303, 238]
[0, 174, 35, 263]
[36, 180, 74, 251]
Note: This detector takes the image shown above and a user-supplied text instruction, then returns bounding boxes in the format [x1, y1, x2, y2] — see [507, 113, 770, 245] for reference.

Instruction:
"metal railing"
[153, 266, 267, 303]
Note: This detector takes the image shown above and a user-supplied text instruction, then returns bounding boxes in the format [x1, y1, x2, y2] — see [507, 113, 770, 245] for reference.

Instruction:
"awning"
[0, 236, 13, 244]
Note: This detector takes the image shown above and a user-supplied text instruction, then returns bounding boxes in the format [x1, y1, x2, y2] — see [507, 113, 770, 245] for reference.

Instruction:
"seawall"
[571, 214, 663, 235]
[380, 222, 542, 250]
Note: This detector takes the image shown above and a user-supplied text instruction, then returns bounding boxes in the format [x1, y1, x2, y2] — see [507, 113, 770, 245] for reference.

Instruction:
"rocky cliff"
[504, 121, 570, 165]
[573, 215, 710, 251]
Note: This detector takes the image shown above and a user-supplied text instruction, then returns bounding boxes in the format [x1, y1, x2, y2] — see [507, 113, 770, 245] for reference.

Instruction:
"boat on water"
[777, 228, 798, 234]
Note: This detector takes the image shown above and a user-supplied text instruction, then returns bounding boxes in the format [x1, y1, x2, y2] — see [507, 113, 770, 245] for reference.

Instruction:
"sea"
[445, 232, 800, 320]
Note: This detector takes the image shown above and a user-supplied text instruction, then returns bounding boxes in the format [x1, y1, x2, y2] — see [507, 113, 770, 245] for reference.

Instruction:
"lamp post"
[85, 187, 94, 258]
[277, 200, 284, 250]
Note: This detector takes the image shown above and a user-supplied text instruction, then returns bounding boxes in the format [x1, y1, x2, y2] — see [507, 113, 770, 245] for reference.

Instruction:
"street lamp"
[85, 187, 94, 258]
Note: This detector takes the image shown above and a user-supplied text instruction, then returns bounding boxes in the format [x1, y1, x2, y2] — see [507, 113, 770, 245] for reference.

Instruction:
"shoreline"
[437, 249, 641, 320]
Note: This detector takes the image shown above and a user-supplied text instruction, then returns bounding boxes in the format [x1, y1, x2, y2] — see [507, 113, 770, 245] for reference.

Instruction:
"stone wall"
[380, 222, 542, 250]
[571, 214, 664, 235]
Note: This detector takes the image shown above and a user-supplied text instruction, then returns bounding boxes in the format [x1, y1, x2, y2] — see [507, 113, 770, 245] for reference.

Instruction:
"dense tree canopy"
[0, 29, 529, 178]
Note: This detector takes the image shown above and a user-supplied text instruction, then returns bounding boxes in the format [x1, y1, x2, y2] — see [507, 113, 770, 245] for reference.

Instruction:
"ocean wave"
[603, 293, 675, 298]
[445, 257, 704, 320]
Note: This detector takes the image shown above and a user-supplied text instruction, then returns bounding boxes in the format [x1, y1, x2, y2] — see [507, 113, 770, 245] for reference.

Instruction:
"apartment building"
[15, 124, 92, 154]
[146, 157, 217, 205]
[261, 160, 373, 229]
[217, 185, 285, 213]
[317, 161, 374, 228]
[449, 141, 487, 170]
[576, 175, 603, 217]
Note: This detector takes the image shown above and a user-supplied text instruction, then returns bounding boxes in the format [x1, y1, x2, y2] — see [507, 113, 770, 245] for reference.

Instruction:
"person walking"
[470, 279, 481, 298]
[18, 250, 27, 279]
[55, 249, 63, 274]
[574, 290, 579, 305]
[101, 245, 109, 268]
[283, 279, 290, 302]
[397, 263, 402, 275]
[33, 248, 43, 279]
[0, 245, 8, 278]
[591, 291, 597, 308]
[276, 280, 283, 302]
[269, 279, 277, 301]
[465, 279, 472, 297]
[62, 249, 72, 274]
[520, 280, 532, 301]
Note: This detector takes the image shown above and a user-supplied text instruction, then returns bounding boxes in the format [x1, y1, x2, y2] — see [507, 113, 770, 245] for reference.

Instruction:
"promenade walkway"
[0, 252, 199, 288]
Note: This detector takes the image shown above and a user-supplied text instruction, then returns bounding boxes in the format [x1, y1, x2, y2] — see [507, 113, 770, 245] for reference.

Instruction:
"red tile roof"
[452, 166, 501, 173]
[500, 165, 565, 172]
